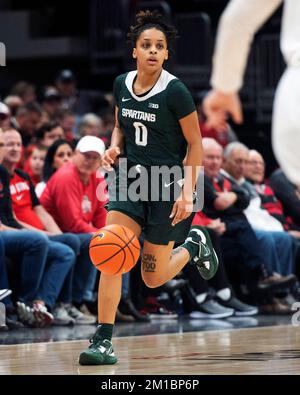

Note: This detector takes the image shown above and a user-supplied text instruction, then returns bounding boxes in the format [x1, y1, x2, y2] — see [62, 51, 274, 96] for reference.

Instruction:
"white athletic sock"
[196, 293, 207, 304]
[216, 288, 231, 301]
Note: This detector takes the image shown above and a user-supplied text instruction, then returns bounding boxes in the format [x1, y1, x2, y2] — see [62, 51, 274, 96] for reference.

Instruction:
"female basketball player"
[79, 10, 218, 365]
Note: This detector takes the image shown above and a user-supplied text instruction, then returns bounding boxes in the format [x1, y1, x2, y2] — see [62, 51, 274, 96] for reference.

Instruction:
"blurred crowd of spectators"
[0, 71, 299, 332]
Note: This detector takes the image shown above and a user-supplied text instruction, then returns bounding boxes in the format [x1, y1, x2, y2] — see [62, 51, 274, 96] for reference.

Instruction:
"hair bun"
[127, 9, 178, 50]
[136, 10, 164, 26]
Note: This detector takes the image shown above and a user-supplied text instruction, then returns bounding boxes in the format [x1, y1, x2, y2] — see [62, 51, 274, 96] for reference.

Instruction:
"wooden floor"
[1, 324, 300, 375]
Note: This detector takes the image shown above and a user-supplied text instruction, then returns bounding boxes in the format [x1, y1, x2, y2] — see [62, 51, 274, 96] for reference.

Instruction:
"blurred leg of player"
[272, 68, 300, 189]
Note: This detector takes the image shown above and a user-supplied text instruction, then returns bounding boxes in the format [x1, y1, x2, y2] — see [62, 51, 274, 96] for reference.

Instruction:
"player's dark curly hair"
[127, 10, 178, 52]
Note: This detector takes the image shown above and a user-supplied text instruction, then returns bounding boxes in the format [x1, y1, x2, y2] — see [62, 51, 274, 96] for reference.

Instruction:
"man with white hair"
[77, 113, 103, 138]
[222, 142, 296, 277]
[202, 138, 295, 301]
[204, 0, 300, 188]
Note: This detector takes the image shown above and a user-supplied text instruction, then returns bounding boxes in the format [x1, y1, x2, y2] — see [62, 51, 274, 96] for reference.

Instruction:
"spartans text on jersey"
[122, 108, 156, 122]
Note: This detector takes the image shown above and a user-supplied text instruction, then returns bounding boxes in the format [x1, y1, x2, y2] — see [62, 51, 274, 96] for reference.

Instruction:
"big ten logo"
[291, 302, 300, 327]
[0, 42, 6, 66]
[148, 102, 159, 109]
[0, 302, 6, 327]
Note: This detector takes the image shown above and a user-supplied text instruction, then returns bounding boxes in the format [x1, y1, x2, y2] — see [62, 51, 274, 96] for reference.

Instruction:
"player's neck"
[133, 68, 162, 95]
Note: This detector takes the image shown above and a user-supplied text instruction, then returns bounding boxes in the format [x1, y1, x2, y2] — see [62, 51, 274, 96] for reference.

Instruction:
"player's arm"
[211, 0, 282, 93]
[110, 106, 125, 149]
[170, 111, 202, 225]
[214, 192, 238, 210]
[204, 0, 282, 128]
[180, 111, 203, 197]
[102, 106, 124, 170]
[34, 205, 62, 234]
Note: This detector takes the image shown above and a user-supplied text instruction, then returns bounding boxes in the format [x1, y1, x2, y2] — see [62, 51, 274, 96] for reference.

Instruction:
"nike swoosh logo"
[16, 194, 23, 201]
[122, 97, 131, 102]
[164, 181, 174, 188]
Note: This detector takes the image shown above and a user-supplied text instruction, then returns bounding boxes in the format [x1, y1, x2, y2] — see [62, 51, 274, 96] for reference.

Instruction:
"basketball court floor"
[0, 315, 300, 375]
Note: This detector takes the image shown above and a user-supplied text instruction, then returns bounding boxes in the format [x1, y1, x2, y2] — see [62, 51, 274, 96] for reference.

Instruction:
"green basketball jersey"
[113, 69, 196, 167]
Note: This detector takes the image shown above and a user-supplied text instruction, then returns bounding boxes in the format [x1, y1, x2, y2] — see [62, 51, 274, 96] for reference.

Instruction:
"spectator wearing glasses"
[202, 138, 295, 300]
[222, 142, 296, 278]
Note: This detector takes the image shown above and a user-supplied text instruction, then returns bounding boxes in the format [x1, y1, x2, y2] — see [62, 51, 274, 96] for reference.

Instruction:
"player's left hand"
[169, 193, 194, 226]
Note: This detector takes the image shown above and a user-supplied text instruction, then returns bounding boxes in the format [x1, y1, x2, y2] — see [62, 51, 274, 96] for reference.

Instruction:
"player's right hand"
[203, 90, 243, 130]
[102, 147, 121, 170]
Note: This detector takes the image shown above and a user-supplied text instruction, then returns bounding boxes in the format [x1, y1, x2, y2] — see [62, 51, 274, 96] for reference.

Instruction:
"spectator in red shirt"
[3, 128, 95, 325]
[40, 135, 107, 233]
[40, 135, 107, 311]
[23, 145, 47, 187]
[0, 128, 54, 328]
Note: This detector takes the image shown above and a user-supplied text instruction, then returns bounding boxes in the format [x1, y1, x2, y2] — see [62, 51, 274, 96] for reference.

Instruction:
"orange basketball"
[89, 224, 141, 275]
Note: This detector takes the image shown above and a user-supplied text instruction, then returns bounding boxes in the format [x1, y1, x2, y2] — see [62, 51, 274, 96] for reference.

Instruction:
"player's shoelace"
[88, 330, 111, 353]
